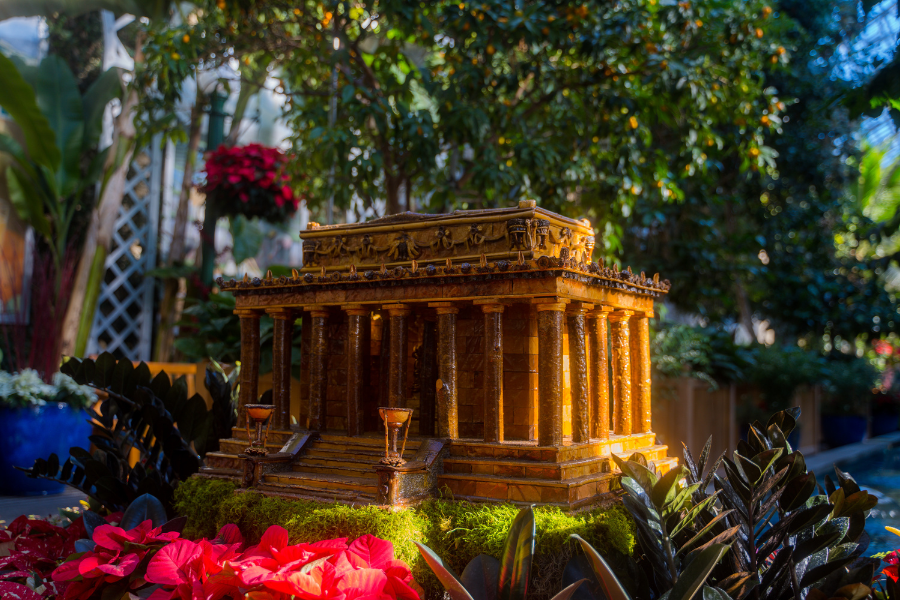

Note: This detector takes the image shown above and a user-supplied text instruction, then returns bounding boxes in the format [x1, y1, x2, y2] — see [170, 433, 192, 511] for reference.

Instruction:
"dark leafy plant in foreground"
[19, 353, 233, 513]
[695, 408, 878, 600]
[562, 408, 879, 600]
[415, 506, 585, 600]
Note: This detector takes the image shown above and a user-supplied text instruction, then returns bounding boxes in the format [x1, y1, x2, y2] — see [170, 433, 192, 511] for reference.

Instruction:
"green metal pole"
[201, 91, 228, 286]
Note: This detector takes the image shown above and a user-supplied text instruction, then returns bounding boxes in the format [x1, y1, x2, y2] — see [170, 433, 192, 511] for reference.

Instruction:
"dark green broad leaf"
[94, 352, 117, 388]
[612, 454, 658, 495]
[133, 362, 153, 389]
[767, 408, 799, 438]
[74, 539, 96, 553]
[121, 493, 167, 530]
[110, 359, 134, 396]
[461, 554, 500, 600]
[46, 453, 60, 476]
[787, 502, 833, 536]
[415, 542, 475, 600]
[498, 506, 536, 600]
[82, 511, 106, 538]
[177, 394, 209, 442]
[792, 522, 847, 562]
[562, 555, 602, 600]
[668, 543, 731, 600]
[159, 516, 188, 535]
[798, 550, 859, 589]
[651, 466, 686, 509]
[60, 358, 81, 379]
[164, 376, 188, 422]
[781, 472, 818, 512]
[571, 535, 632, 600]
[150, 370, 171, 400]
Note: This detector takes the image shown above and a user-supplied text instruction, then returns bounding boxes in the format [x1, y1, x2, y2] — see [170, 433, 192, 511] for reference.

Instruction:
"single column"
[479, 302, 505, 443]
[344, 305, 370, 437]
[567, 303, 592, 444]
[307, 307, 329, 431]
[384, 304, 410, 408]
[587, 307, 613, 440]
[267, 308, 295, 431]
[630, 310, 653, 434]
[418, 318, 438, 437]
[536, 301, 567, 446]
[430, 302, 459, 438]
[235, 309, 262, 428]
[609, 310, 634, 436]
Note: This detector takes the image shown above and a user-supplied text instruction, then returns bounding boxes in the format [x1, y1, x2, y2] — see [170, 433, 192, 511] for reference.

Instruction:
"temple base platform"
[200, 428, 676, 511]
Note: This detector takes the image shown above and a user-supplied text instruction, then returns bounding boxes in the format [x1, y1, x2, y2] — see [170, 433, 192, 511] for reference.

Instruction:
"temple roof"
[217, 201, 670, 298]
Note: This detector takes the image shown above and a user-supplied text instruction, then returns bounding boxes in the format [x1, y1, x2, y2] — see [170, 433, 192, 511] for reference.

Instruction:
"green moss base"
[174, 477, 635, 600]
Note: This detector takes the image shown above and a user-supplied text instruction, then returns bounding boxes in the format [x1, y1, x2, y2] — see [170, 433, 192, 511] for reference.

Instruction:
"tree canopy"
[138, 0, 788, 253]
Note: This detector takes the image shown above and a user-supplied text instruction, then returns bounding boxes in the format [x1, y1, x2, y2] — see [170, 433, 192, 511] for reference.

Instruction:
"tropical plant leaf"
[460, 554, 500, 600]
[415, 542, 475, 600]
[0, 51, 59, 169]
[33, 55, 83, 197]
[571, 535, 631, 600]
[498, 506, 536, 600]
[667, 543, 730, 600]
[121, 493, 168, 530]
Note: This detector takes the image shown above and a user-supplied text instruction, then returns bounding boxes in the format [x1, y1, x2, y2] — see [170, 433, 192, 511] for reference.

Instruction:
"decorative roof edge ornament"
[217, 202, 670, 298]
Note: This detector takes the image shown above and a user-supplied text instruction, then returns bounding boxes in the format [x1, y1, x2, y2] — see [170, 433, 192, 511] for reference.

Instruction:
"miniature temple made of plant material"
[202, 200, 676, 509]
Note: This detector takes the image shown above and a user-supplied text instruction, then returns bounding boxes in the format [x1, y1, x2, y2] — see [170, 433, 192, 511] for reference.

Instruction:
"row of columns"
[233, 300, 653, 447]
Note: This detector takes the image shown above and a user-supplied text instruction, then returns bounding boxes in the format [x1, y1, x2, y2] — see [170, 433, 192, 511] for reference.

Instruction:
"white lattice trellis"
[87, 143, 162, 360]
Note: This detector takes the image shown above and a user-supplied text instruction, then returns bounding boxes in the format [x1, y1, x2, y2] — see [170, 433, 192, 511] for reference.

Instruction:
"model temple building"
[202, 200, 676, 509]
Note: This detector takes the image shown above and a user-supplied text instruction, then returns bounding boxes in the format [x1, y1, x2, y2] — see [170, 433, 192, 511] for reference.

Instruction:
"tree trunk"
[385, 176, 401, 215]
[61, 35, 143, 358]
[152, 90, 204, 362]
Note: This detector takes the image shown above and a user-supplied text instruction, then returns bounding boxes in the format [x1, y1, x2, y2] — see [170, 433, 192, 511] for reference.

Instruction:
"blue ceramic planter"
[0, 404, 92, 496]
[821, 415, 868, 448]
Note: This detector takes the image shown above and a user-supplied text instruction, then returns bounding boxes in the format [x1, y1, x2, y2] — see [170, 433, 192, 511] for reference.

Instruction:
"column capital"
[474, 299, 506, 313]
[608, 309, 635, 323]
[587, 305, 615, 318]
[266, 307, 295, 320]
[633, 309, 655, 319]
[535, 302, 568, 313]
[383, 303, 411, 317]
[304, 306, 331, 318]
[429, 302, 459, 315]
[566, 302, 594, 315]
[342, 304, 371, 317]
[234, 308, 263, 318]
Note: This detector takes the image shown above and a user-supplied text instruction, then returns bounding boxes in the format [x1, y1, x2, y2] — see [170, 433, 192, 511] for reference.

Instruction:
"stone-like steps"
[437, 448, 677, 506]
[442, 444, 669, 481]
[261, 470, 379, 497]
[219, 438, 285, 455]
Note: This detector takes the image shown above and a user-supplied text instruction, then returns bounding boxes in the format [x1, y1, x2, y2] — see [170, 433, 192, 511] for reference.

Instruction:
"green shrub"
[822, 355, 879, 415]
[173, 477, 635, 600]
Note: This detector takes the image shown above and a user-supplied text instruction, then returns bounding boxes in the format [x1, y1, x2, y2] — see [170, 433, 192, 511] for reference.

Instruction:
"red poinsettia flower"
[202, 144, 301, 223]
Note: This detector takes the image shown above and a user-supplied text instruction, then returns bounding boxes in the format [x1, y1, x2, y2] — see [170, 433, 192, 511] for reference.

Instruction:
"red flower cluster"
[203, 143, 300, 222]
[48, 517, 420, 600]
[51, 520, 180, 600]
[884, 550, 899, 583]
[144, 525, 420, 600]
[0, 513, 120, 600]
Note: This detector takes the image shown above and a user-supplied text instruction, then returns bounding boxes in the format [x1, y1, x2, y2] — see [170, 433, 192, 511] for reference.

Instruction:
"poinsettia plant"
[0, 509, 123, 599]
[203, 143, 300, 222]
[48, 506, 420, 600]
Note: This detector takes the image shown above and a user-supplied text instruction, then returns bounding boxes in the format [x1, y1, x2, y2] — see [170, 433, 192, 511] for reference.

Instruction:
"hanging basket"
[203, 143, 300, 223]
